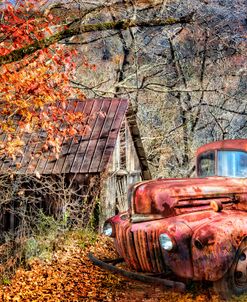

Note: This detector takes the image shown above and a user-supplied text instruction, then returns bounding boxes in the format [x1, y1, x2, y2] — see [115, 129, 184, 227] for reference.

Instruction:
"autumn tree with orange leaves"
[0, 0, 86, 159]
[0, 0, 192, 161]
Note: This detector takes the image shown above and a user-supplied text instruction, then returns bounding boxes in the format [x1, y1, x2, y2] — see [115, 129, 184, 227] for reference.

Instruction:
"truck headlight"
[103, 222, 113, 237]
[159, 233, 175, 251]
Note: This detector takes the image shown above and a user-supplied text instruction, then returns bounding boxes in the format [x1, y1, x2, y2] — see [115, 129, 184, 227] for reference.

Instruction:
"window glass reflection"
[218, 151, 247, 178]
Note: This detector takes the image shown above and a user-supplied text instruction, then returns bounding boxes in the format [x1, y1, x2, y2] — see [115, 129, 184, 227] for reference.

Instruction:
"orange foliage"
[0, 0, 85, 159]
[0, 233, 222, 302]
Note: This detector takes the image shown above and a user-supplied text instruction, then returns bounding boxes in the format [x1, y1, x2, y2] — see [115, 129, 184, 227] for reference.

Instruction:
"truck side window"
[197, 151, 215, 177]
[218, 150, 247, 178]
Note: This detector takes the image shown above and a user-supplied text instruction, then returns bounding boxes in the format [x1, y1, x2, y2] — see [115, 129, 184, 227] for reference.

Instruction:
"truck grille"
[115, 222, 165, 273]
[174, 196, 235, 214]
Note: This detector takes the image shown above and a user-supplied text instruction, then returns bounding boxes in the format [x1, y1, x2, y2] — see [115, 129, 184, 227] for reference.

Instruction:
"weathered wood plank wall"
[100, 118, 142, 226]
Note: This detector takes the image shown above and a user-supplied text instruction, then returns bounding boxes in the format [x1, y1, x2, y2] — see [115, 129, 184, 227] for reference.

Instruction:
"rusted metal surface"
[109, 209, 247, 281]
[110, 210, 218, 279]
[131, 177, 244, 217]
[0, 98, 128, 174]
[191, 211, 247, 281]
[101, 139, 247, 292]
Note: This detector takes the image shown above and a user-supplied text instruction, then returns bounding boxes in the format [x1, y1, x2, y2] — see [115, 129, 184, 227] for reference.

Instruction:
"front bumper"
[88, 253, 186, 292]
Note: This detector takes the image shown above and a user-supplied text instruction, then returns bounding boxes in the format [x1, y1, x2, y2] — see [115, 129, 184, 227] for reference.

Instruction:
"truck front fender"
[191, 211, 247, 281]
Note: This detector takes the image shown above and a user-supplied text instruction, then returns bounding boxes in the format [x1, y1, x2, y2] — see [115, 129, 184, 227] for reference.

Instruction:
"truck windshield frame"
[198, 150, 247, 178]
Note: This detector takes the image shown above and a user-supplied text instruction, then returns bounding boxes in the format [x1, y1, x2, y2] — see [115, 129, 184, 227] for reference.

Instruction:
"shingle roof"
[0, 98, 128, 174]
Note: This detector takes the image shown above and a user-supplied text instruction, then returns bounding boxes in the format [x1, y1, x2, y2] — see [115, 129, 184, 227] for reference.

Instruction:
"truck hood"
[130, 177, 247, 221]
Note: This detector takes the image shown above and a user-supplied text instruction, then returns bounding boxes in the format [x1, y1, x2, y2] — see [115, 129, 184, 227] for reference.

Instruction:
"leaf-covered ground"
[0, 232, 245, 301]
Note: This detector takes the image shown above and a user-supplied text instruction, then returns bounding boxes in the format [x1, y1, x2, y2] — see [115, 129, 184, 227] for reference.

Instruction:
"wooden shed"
[0, 98, 151, 231]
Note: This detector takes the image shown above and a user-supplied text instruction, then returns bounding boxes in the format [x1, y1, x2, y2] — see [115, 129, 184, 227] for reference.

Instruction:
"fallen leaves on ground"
[0, 231, 232, 301]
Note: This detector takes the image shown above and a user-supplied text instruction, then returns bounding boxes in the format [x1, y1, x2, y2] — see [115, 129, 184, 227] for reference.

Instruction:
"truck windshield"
[198, 150, 247, 178]
[218, 150, 247, 177]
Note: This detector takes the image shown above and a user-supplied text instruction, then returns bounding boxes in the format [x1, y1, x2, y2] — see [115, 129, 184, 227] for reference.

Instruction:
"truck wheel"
[214, 239, 247, 298]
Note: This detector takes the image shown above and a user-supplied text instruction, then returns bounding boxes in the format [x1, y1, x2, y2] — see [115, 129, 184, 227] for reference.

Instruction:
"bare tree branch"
[200, 102, 247, 116]
[0, 13, 194, 66]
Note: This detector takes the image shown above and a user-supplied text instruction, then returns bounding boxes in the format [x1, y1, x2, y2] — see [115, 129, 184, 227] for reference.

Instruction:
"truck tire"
[214, 239, 247, 299]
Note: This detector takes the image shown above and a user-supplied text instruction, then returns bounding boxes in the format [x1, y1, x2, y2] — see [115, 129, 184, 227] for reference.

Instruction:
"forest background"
[53, 0, 247, 179]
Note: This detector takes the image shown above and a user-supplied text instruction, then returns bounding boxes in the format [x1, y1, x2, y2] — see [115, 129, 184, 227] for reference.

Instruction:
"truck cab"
[100, 139, 247, 297]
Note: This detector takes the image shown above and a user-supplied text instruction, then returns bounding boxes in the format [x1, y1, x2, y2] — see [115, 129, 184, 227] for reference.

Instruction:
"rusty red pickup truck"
[90, 139, 247, 298]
